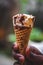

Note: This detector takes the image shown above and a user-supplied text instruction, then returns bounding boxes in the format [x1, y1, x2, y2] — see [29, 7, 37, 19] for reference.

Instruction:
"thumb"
[12, 42, 19, 51]
[26, 46, 31, 58]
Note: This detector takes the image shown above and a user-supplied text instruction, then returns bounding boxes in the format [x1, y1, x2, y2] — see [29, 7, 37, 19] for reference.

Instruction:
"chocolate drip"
[19, 16, 25, 25]
[14, 25, 31, 30]
[14, 17, 17, 24]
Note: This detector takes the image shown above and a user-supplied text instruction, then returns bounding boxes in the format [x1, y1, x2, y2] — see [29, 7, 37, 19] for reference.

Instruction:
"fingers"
[25, 45, 42, 59]
[25, 46, 43, 64]
[30, 52, 43, 63]
[18, 54, 25, 63]
[12, 42, 25, 63]
[29, 46, 42, 55]
[12, 42, 19, 52]
[25, 46, 31, 58]
[12, 42, 19, 60]
[12, 50, 25, 63]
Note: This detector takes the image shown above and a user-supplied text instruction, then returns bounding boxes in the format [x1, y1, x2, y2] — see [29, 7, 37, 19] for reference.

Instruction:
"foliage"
[20, 0, 28, 4]
[20, 0, 28, 13]
[30, 28, 43, 42]
[8, 34, 16, 42]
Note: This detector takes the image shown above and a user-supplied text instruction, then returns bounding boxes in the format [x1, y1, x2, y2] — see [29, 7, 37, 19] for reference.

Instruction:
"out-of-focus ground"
[0, 54, 14, 65]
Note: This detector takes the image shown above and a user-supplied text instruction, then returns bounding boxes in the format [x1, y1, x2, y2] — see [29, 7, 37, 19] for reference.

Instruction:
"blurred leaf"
[20, 0, 28, 3]
[39, 0, 43, 2]
[30, 28, 43, 41]
[20, 0, 28, 13]
[8, 34, 16, 42]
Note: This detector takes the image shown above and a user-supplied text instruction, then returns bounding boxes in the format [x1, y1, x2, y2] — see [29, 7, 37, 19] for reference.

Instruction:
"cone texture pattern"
[14, 26, 32, 55]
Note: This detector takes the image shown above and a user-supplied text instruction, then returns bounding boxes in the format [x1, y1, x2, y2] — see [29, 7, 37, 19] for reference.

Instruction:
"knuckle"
[19, 56, 25, 62]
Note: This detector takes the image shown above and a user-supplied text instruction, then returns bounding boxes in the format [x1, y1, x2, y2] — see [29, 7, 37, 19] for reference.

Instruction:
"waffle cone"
[14, 26, 32, 55]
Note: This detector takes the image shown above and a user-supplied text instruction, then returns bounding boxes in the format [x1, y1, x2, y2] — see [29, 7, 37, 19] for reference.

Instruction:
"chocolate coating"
[19, 16, 25, 25]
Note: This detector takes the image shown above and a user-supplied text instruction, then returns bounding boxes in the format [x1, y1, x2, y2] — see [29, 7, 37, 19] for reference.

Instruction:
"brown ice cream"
[13, 14, 35, 55]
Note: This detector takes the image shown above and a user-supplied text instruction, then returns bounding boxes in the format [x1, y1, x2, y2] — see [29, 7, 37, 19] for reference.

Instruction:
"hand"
[12, 42, 25, 63]
[12, 42, 43, 65]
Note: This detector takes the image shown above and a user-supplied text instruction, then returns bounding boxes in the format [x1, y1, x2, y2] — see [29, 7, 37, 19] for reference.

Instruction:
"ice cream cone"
[13, 14, 35, 55]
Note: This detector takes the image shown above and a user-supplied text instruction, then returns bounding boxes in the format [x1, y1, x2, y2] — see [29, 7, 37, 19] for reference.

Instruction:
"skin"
[12, 42, 43, 65]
